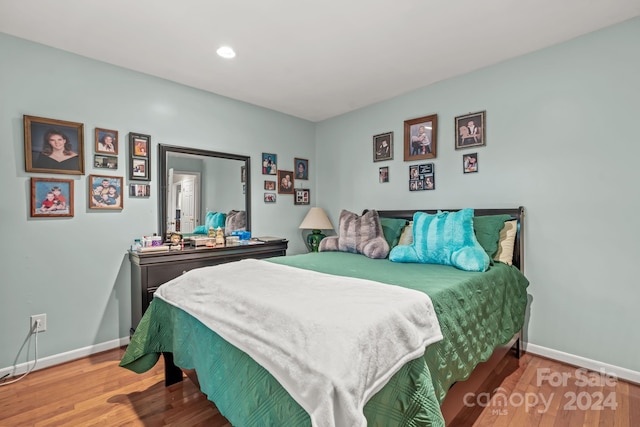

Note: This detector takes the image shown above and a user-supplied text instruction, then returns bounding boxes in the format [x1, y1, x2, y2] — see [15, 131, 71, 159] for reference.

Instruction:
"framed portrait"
[95, 128, 118, 155]
[277, 170, 294, 194]
[264, 193, 276, 203]
[89, 175, 124, 210]
[129, 132, 151, 181]
[30, 177, 74, 218]
[264, 180, 276, 190]
[131, 158, 148, 180]
[262, 152, 277, 175]
[373, 132, 393, 162]
[129, 184, 151, 197]
[409, 163, 435, 191]
[404, 114, 437, 161]
[463, 153, 478, 173]
[455, 111, 485, 149]
[294, 189, 310, 205]
[94, 154, 118, 169]
[294, 158, 309, 180]
[131, 133, 149, 157]
[379, 166, 389, 183]
[24, 115, 85, 175]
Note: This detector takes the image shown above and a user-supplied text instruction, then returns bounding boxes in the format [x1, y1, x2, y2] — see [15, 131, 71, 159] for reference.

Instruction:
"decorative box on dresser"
[129, 239, 288, 333]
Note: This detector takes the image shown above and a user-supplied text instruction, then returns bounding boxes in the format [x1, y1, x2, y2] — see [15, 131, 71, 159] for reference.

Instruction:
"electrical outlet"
[30, 314, 47, 333]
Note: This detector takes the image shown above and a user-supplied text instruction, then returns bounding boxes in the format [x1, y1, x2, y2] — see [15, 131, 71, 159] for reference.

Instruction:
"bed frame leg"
[163, 352, 183, 386]
[513, 332, 522, 359]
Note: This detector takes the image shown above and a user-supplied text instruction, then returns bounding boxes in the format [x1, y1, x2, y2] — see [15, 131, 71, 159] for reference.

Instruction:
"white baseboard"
[525, 342, 640, 385]
[0, 336, 130, 379]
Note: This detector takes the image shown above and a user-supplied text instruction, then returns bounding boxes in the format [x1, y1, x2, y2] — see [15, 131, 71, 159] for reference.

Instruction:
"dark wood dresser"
[129, 239, 288, 333]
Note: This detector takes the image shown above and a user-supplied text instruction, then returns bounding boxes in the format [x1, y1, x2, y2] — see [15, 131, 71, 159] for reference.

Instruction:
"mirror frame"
[158, 144, 251, 242]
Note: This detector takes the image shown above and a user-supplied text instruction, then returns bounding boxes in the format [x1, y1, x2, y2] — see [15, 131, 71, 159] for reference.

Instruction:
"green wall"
[0, 33, 315, 371]
[316, 17, 640, 374]
[1, 17, 639, 378]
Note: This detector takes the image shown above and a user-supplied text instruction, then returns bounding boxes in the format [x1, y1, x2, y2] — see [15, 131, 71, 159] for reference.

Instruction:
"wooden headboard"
[375, 207, 525, 273]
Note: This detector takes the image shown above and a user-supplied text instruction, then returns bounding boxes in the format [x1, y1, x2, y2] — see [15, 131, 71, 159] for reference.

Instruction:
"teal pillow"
[380, 217, 409, 250]
[193, 225, 207, 234]
[212, 212, 227, 229]
[193, 211, 224, 234]
[205, 211, 217, 229]
[193, 212, 227, 234]
[389, 208, 490, 272]
[473, 214, 511, 259]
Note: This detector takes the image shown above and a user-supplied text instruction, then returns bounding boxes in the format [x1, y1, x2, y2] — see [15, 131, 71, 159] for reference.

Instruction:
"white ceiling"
[1, 1, 639, 122]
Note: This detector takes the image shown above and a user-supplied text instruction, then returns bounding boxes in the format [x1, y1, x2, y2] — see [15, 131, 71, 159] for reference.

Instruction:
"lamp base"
[306, 229, 326, 252]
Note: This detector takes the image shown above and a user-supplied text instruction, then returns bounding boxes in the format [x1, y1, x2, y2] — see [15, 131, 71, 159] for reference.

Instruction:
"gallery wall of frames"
[260, 152, 310, 206]
[25, 109, 486, 216]
[24, 114, 152, 218]
[374, 110, 485, 188]
[24, 114, 316, 219]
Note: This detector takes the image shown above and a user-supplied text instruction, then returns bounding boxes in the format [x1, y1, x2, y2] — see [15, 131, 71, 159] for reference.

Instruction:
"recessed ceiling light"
[216, 46, 236, 59]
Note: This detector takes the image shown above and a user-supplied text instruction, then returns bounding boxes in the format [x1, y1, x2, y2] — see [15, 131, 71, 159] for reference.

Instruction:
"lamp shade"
[299, 207, 333, 252]
[299, 207, 334, 230]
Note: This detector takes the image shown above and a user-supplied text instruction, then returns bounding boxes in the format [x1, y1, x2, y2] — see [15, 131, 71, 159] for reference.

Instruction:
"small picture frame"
[455, 111, 485, 149]
[24, 115, 85, 175]
[129, 184, 151, 197]
[262, 153, 277, 175]
[131, 158, 147, 179]
[294, 158, 309, 180]
[409, 163, 435, 191]
[373, 132, 393, 162]
[30, 178, 74, 218]
[264, 193, 276, 203]
[264, 180, 276, 190]
[379, 166, 389, 183]
[94, 154, 118, 169]
[241, 165, 246, 183]
[404, 114, 437, 161]
[89, 175, 124, 210]
[277, 170, 294, 194]
[95, 128, 118, 154]
[463, 153, 478, 173]
[294, 189, 310, 205]
[129, 132, 151, 181]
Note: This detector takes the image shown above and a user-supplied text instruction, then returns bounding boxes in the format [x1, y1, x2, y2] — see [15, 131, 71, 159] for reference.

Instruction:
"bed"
[120, 207, 529, 426]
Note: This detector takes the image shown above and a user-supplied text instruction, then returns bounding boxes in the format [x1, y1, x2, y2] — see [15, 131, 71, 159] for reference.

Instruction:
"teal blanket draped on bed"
[120, 252, 529, 426]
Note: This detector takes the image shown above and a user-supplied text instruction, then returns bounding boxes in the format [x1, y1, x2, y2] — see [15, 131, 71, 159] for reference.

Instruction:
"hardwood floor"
[455, 353, 639, 427]
[0, 348, 228, 427]
[0, 348, 637, 426]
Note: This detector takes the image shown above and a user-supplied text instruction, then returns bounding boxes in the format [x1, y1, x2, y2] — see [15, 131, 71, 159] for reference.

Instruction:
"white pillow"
[494, 220, 517, 265]
[398, 221, 413, 245]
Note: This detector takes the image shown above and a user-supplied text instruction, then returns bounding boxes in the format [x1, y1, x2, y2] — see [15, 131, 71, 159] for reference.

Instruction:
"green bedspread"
[120, 252, 529, 426]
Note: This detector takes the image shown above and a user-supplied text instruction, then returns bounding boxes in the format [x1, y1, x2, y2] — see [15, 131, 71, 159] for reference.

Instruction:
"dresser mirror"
[158, 144, 251, 242]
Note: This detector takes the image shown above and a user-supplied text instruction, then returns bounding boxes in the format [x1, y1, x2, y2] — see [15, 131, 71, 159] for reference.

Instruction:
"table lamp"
[299, 207, 334, 252]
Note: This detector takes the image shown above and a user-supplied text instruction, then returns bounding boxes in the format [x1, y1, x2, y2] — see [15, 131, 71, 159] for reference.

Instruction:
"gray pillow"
[319, 209, 389, 259]
[225, 210, 246, 235]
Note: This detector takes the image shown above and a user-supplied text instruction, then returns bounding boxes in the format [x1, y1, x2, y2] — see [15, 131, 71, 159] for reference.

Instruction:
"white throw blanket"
[154, 259, 443, 427]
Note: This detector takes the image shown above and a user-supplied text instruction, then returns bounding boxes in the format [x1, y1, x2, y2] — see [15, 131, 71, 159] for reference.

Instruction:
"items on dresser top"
[256, 236, 288, 242]
[137, 245, 170, 253]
